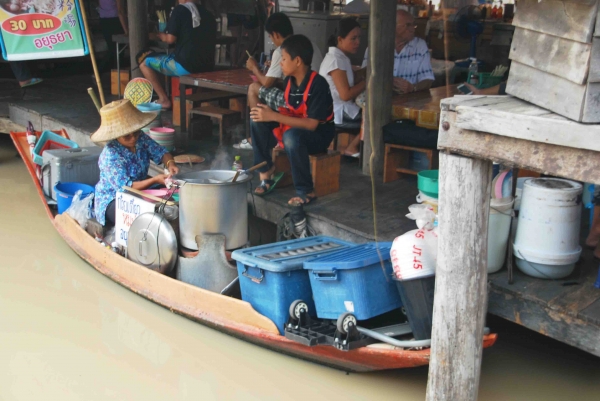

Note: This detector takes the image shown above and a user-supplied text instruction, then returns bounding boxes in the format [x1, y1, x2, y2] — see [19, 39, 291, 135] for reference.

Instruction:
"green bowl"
[417, 170, 439, 198]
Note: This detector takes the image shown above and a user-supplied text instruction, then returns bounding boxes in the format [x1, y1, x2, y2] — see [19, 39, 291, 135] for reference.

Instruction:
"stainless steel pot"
[175, 170, 251, 250]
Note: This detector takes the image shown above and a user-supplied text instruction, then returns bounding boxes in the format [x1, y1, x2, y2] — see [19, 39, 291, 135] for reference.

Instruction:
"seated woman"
[92, 100, 179, 226]
[319, 17, 366, 158]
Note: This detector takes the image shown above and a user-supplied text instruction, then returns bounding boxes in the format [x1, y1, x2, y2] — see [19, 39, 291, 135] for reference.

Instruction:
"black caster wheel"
[289, 299, 309, 321]
[336, 312, 357, 335]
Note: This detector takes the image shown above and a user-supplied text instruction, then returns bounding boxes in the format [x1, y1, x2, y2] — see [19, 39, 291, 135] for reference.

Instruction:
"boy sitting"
[250, 35, 334, 205]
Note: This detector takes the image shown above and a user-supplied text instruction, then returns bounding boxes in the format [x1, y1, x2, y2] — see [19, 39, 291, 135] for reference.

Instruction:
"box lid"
[231, 236, 354, 273]
[303, 242, 393, 270]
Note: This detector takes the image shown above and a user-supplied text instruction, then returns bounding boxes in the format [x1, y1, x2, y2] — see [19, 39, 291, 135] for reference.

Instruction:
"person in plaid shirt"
[362, 10, 434, 94]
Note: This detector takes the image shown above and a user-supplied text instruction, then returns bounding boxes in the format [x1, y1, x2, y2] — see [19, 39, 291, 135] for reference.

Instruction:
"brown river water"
[1, 135, 599, 400]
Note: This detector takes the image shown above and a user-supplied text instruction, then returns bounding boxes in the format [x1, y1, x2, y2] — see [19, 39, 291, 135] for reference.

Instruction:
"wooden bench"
[272, 148, 341, 197]
[189, 106, 241, 145]
[173, 90, 246, 126]
[383, 143, 439, 183]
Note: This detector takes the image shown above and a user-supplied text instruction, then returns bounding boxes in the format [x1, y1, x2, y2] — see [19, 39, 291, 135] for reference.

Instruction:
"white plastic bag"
[406, 204, 436, 230]
[66, 190, 94, 229]
[390, 204, 439, 280]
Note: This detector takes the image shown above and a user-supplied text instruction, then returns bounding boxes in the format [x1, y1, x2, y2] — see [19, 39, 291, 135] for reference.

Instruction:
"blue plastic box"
[303, 242, 402, 320]
[231, 236, 354, 334]
[33, 131, 79, 165]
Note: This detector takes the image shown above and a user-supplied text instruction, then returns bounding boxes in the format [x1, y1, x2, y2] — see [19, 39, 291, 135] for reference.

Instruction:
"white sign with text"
[114, 191, 156, 247]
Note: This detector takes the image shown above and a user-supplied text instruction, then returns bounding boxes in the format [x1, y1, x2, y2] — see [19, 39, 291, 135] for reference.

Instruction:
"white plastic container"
[487, 197, 514, 273]
[513, 178, 582, 279]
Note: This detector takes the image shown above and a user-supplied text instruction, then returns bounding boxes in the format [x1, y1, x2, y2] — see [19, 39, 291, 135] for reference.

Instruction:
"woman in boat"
[91, 99, 179, 226]
[319, 17, 366, 158]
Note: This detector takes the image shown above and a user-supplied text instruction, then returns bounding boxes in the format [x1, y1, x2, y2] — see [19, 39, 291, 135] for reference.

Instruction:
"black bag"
[382, 119, 438, 149]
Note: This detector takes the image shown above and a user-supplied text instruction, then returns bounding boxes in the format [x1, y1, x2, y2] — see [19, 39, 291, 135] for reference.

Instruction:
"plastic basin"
[417, 170, 439, 198]
[54, 182, 95, 214]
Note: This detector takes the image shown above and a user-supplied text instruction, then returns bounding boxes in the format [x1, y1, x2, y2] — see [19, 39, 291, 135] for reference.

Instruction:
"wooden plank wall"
[506, 0, 600, 122]
[512, 0, 599, 43]
[509, 28, 592, 85]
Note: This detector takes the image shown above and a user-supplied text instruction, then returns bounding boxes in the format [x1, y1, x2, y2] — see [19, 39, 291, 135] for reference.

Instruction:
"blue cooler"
[231, 236, 354, 334]
[303, 242, 402, 320]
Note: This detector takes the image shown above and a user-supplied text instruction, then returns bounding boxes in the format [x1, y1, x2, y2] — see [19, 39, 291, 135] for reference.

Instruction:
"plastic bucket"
[54, 182, 95, 214]
[417, 170, 439, 198]
[394, 275, 435, 340]
[487, 197, 514, 273]
[149, 127, 175, 151]
[514, 178, 582, 279]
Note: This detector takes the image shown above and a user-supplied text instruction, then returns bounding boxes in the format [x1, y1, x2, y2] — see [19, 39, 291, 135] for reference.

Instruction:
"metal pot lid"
[127, 212, 177, 274]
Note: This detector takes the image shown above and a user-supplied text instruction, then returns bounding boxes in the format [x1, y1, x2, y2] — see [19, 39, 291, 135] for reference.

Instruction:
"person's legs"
[10, 61, 43, 87]
[141, 54, 190, 109]
[99, 17, 124, 71]
[283, 128, 334, 202]
[250, 120, 279, 193]
[247, 81, 261, 108]
[105, 200, 116, 226]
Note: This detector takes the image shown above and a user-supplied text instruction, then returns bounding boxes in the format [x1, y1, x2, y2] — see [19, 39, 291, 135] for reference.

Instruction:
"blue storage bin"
[303, 242, 402, 320]
[231, 236, 354, 334]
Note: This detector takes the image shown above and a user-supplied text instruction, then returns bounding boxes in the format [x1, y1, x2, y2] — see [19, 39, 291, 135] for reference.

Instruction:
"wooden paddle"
[232, 161, 267, 182]
[123, 186, 176, 206]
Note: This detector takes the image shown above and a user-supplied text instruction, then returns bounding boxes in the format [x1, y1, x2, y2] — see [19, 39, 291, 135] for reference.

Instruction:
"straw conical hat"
[91, 99, 158, 143]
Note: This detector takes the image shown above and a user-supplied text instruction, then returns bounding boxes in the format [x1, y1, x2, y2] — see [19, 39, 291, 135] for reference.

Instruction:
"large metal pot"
[176, 170, 251, 250]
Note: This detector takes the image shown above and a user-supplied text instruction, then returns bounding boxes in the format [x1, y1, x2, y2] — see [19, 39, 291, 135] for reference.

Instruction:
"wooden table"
[179, 69, 254, 134]
[391, 84, 460, 129]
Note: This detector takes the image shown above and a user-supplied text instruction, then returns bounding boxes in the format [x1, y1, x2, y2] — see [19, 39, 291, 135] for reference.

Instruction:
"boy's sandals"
[254, 172, 284, 196]
[288, 193, 317, 206]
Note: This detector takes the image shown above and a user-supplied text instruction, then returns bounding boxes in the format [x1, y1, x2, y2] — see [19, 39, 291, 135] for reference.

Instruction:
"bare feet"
[288, 192, 316, 205]
[156, 98, 172, 110]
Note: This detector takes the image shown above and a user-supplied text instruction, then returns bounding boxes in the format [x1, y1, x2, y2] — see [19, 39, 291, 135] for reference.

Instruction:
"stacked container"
[303, 242, 402, 321]
[231, 236, 354, 334]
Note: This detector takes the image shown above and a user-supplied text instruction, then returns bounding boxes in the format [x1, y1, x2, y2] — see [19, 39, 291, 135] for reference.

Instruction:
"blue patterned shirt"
[362, 37, 434, 85]
[94, 134, 167, 225]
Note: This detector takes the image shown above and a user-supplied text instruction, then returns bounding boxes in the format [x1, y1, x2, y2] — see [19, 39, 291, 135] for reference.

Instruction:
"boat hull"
[12, 130, 497, 372]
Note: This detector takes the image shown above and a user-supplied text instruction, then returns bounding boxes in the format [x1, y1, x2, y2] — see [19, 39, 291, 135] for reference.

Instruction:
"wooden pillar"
[128, 0, 148, 79]
[426, 152, 493, 401]
[362, 0, 396, 175]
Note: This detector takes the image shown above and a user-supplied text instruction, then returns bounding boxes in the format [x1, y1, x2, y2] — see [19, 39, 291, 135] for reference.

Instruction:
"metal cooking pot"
[175, 170, 251, 250]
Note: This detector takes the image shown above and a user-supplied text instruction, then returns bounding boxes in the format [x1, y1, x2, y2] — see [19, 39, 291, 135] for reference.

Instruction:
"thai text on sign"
[0, 0, 88, 61]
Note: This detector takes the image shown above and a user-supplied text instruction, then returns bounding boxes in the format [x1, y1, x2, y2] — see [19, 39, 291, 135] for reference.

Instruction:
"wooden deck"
[439, 95, 600, 358]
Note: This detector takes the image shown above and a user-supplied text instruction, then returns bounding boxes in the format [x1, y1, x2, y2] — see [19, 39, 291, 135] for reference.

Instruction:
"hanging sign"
[0, 0, 89, 61]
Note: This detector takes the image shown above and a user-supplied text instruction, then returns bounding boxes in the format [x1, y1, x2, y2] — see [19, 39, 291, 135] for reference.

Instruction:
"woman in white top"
[319, 17, 366, 157]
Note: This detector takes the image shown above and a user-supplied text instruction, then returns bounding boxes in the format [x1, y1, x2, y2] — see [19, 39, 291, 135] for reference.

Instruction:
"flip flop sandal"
[20, 78, 43, 88]
[288, 193, 317, 206]
[254, 172, 284, 196]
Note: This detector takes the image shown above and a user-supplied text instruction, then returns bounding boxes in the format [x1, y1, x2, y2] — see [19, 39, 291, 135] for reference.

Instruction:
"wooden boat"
[11, 130, 497, 372]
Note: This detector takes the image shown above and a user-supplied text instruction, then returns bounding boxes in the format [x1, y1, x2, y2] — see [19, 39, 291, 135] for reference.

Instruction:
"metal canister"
[175, 170, 251, 250]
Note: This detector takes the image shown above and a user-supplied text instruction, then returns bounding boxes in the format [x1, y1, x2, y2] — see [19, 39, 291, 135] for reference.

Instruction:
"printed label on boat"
[344, 301, 354, 313]
[115, 191, 156, 248]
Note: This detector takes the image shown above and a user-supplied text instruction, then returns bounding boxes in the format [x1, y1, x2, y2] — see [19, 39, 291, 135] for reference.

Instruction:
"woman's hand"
[167, 162, 179, 176]
[153, 174, 168, 186]
[250, 104, 276, 123]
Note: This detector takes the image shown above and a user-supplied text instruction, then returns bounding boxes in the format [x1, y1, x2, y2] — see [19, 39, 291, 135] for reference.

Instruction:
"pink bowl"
[150, 127, 175, 134]
[250, 75, 258, 82]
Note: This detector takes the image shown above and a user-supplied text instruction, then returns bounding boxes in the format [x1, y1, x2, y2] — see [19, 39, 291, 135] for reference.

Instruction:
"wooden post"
[362, 0, 396, 175]
[426, 152, 492, 401]
[78, 0, 105, 106]
[128, 0, 148, 79]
